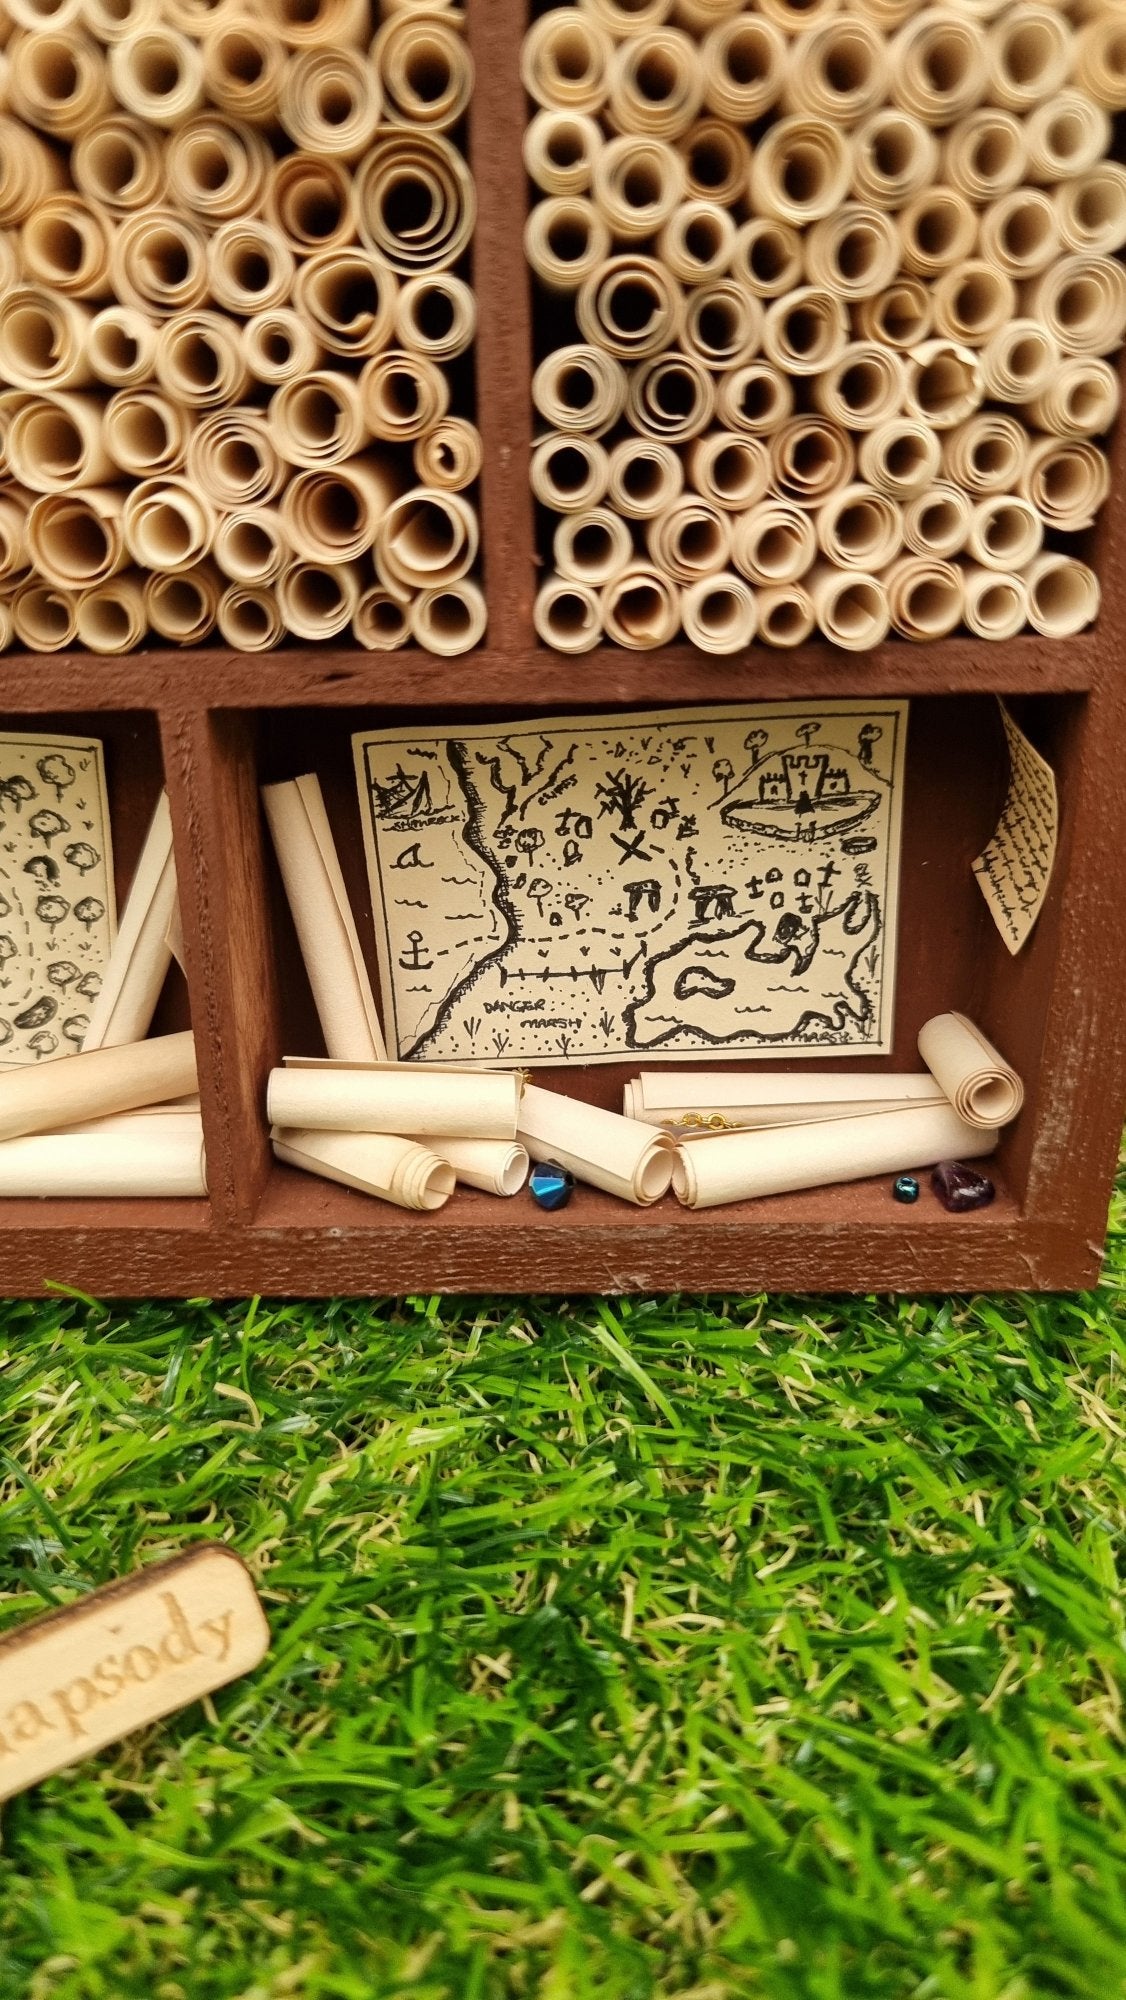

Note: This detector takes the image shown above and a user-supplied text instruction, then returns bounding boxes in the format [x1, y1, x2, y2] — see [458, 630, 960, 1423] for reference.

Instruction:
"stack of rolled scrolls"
[0, 0, 482, 656]
[524, 0, 1125, 654]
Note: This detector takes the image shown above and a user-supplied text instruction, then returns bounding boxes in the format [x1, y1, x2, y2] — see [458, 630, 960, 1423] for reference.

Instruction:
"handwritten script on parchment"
[353, 701, 908, 1068]
[972, 704, 1058, 955]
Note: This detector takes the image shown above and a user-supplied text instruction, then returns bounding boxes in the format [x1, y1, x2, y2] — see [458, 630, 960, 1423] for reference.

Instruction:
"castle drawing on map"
[353, 702, 908, 1067]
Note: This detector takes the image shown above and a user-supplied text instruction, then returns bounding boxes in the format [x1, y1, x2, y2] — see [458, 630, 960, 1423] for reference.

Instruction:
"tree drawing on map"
[353, 702, 908, 1067]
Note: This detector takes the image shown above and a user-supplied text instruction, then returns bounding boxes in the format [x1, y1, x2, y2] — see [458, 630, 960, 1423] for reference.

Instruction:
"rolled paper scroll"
[268, 1062, 521, 1141]
[21, 196, 112, 300]
[942, 414, 1025, 496]
[241, 310, 323, 387]
[82, 792, 175, 1052]
[681, 280, 763, 371]
[626, 352, 714, 444]
[11, 580, 77, 651]
[82, 0, 163, 42]
[889, 11, 989, 126]
[0, 491, 28, 580]
[812, 344, 906, 432]
[395, 275, 476, 363]
[808, 562, 890, 651]
[533, 435, 610, 515]
[1025, 254, 1126, 357]
[517, 1084, 675, 1206]
[0, 1116, 207, 1199]
[1025, 92, 1108, 184]
[293, 248, 396, 359]
[0, 1031, 197, 1143]
[815, 484, 903, 572]
[209, 220, 295, 317]
[647, 498, 731, 584]
[770, 416, 855, 504]
[522, 9, 614, 113]
[524, 107, 603, 197]
[27, 488, 126, 590]
[272, 1127, 454, 1213]
[0, 288, 91, 390]
[680, 572, 756, 654]
[112, 209, 210, 318]
[526, 196, 613, 293]
[145, 562, 221, 644]
[270, 372, 370, 469]
[672, 1105, 997, 1210]
[71, 115, 163, 213]
[104, 388, 190, 476]
[884, 554, 964, 641]
[1026, 357, 1120, 437]
[898, 188, 978, 279]
[187, 407, 283, 506]
[534, 575, 603, 652]
[962, 563, 1029, 641]
[87, 307, 159, 388]
[980, 319, 1058, 401]
[762, 287, 848, 378]
[427, 1138, 529, 1198]
[1020, 438, 1109, 533]
[931, 263, 1016, 349]
[9, 28, 111, 139]
[1074, 16, 1126, 111]
[757, 584, 815, 648]
[262, 774, 386, 1066]
[283, 456, 403, 565]
[216, 583, 282, 651]
[532, 344, 628, 437]
[155, 312, 249, 410]
[732, 499, 817, 586]
[850, 109, 938, 209]
[716, 362, 793, 436]
[360, 350, 450, 443]
[201, 20, 286, 125]
[657, 201, 735, 285]
[966, 493, 1043, 571]
[374, 488, 477, 593]
[0, 115, 69, 226]
[624, 1070, 947, 1133]
[166, 115, 272, 223]
[1056, 163, 1126, 257]
[108, 28, 205, 125]
[75, 572, 147, 655]
[803, 205, 901, 301]
[942, 108, 1026, 202]
[748, 116, 851, 227]
[985, 6, 1072, 113]
[279, 49, 382, 160]
[593, 133, 686, 243]
[214, 508, 289, 585]
[375, 10, 473, 132]
[123, 478, 215, 573]
[606, 436, 683, 517]
[275, 0, 370, 50]
[601, 563, 679, 649]
[355, 130, 475, 275]
[266, 153, 356, 257]
[414, 419, 482, 493]
[10, 0, 84, 24]
[164, 0, 242, 28]
[575, 255, 684, 361]
[785, 17, 890, 122]
[580, 0, 673, 35]
[410, 582, 487, 656]
[902, 483, 972, 559]
[276, 560, 362, 641]
[904, 341, 984, 431]
[354, 586, 411, 652]
[703, 14, 786, 121]
[1024, 554, 1100, 639]
[978, 188, 1060, 278]
[555, 507, 633, 586]
[679, 119, 751, 208]
[607, 27, 704, 138]
[7, 393, 114, 492]
[853, 278, 933, 350]
[917, 1013, 1023, 1129]
[686, 433, 769, 512]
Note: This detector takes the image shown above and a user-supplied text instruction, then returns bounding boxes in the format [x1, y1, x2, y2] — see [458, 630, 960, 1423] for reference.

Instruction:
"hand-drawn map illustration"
[353, 702, 908, 1066]
[972, 701, 1058, 955]
[0, 734, 116, 1067]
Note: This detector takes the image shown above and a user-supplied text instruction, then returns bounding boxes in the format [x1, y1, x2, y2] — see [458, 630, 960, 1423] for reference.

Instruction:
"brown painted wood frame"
[0, 0, 1124, 1297]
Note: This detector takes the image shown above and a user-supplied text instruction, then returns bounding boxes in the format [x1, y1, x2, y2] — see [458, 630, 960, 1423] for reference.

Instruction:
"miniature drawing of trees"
[37, 755, 75, 802]
[595, 768, 652, 831]
[74, 896, 105, 932]
[47, 962, 78, 992]
[36, 894, 70, 936]
[743, 728, 769, 765]
[24, 855, 59, 886]
[62, 1013, 88, 1047]
[29, 1029, 58, 1060]
[515, 827, 544, 861]
[528, 877, 552, 918]
[29, 809, 70, 849]
[0, 775, 34, 814]
[564, 890, 591, 923]
[76, 970, 101, 999]
[63, 841, 99, 875]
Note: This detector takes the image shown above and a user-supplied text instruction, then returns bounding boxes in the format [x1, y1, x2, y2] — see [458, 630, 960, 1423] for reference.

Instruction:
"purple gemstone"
[931, 1161, 996, 1213]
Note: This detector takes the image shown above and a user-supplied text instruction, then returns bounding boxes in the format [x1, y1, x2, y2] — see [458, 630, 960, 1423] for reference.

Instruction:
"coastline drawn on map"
[353, 703, 908, 1067]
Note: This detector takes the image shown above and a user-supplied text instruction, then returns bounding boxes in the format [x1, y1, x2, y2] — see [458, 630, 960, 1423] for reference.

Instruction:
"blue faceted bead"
[529, 1160, 575, 1211]
[893, 1174, 920, 1205]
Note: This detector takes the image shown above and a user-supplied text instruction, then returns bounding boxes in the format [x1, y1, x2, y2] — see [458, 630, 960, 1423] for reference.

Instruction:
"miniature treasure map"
[354, 702, 908, 1067]
[0, 735, 115, 1067]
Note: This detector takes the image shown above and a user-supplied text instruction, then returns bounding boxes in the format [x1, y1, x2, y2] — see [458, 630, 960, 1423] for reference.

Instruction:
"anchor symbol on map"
[399, 930, 433, 971]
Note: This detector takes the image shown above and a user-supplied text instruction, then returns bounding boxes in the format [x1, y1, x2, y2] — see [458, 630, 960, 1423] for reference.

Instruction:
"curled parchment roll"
[361, 349, 449, 442]
[267, 153, 356, 258]
[897, 187, 978, 279]
[218, 504, 291, 584]
[771, 415, 855, 504]
[812, 344, 905, 432]
[808, 562, 890, 650]
[11, 579, 77, 650]
[904, 341, 984, 430]
[276, 559, 361, 640]
[555, 506, 633, 586]
[889, 10, 989, 126]
[262, 774, 385, 1066]
[375, 487, 477, 593]
[526, 198, 608, 291]
[414, 418, 482, 494]
[10, 0, 84, 25]
[606, 436, 683, 517]
[918, 1012, 1023, 1128]
[850, 109, 938, 209]
[680, 572, 757, 654]
[624, 1070, 948, 1133]
[103, 388, 189, 476]
[87, 307, 158, 388]
[72, 114, 163, 214]
[9, 27, 111, 139]
[208, 219, 294, 317]
[749, 116, 851, 226]
[1074, 15, 1126, 112]
[532, 433, 610, 514]
[816, 484, 903, 572]
[702, 13, 786, 122]
[672, 1105, 997, 1210]
[1020, 437, 1109, 533]
[601, 563, 680, 649]
[534, 575, 603, 652]
[980, 318, 1058, 401]
[517, 1084, 675, 1206]
[732, 498, 817, 586]
[1024, 553, 1100, 638]
[74, 569, 147, 653]
[375, 8, 472, 132]
[279, 48, 382, 161]
[579, 0, 672, 34]
[978, 187, 1059, 278]
[626, 351, 714, 443]
[27, 488, 125, 589]
[1026, 357, 1119, 438]
[942, 108, 1026, 202]
[273, 1128, 454, 1212]
[647, 497, 731, 583]
[0, 491, 28, 581]
[962, 562, 1029, 640]
[522, 9, 614, 115]
[268, 1063, 521, 1141]
[762, 287, 848, 378]
[576, 255, 684, 361]
[532, 343, 628, 437]
[687, 432, 770, 512]
[123, 477, 215, 573]
[853, 278, 933, 350]
[524, 107, 603, 198]
[758, 583, 815, 648]
[679, 118, 751, 208]
[144, 561, 221, 644]
[271, 372, 369, 469]
[155, 311, 248, 410]
[216, 583, 282, 651]
[355, 130, 475, 275]
[166, 116, 271, 223]
[188, 407, 283, 506]
[82, 792, 175, 1053]
[426, 1138, 529, 1198]
[1025, 254, 1126, 356]
[293, 247, 396, 359]
[283, 455, 403, 565]
[6, 389, 111, 493]
[0, 1031, 197, 1143]
[108, 28, 205, 126]
[985, 5, 1072, 113]
[884, 554, 964, 640]
[943, 414, 1025, 496]
[1025, 92, 1108, 184]
[0, 1117, 207, 1200]
[241, 310, 323, 388]
[112, 209, 209, 318]
[902, 483, 972, 559]
[608, 26, 704, 137]
[967, 493, 1043, 570]
[784, 16, 890, 122]
[803, 205, 900, 299]
[592, 132, 685, 243]
[354, 585, 410, 652]
[201, 19, 285, 125]
[658, 201, 735, 285]
[931, 263, 1016, 349]
[1056, 163, 1126, 257]
[0, 288, 91, 390]
[410, 582, 487, 656]
[395, 274, 475, 362]
[753, 0, 842, 26]
[81, 0, 168, 43]
[21, 195, 111, 300]
[0, 114, 68, 226]
[716, 361, 793, 436]
[275, 0, 369, 50]
[681, 280, 763, 371]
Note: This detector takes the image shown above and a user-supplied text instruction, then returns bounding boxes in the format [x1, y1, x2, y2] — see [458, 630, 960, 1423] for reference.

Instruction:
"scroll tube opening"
[606, 436, 683, 518]
[555, 507, 633, 587]
[807, 562, 890, 651]
[216, 582, 282, 650]
[524, 108, 603, 197]
[144, 562, 220, 643]
[534, 575, 603, 653]
[601, 564, 680, 649]
[857, 418, 943, 498]
[1025, 553, 1099, 638]
[409, 581, 487, 657]
[962, 563, 1028, 640]
[680, 572, 756, 654]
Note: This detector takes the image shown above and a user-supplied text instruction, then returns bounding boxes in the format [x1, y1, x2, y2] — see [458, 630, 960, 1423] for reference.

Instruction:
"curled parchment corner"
[972, 701, 1059, 956]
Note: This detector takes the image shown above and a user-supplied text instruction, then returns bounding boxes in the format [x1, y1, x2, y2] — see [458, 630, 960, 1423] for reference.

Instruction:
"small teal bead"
[530, 1160, 575, 1211]
[893, 1174, 920, 1205]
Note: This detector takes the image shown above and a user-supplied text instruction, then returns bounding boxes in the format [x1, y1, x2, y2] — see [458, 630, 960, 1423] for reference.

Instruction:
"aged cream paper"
[0, 733, 116, 1067]
[972, 703, 1058, 955]
[353, 701, 908, 1067]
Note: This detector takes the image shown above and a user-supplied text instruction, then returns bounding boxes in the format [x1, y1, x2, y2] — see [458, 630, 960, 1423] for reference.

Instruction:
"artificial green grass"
[0, 1216, 1125, 1998]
